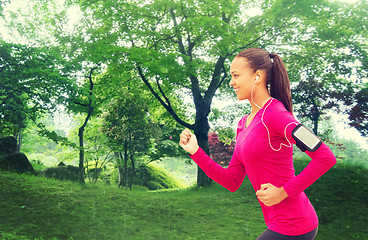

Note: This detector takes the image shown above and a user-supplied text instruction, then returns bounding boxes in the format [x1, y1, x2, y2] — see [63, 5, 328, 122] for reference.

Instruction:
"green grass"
[0, 172, 264, 240]
[0, 157, 368, 240]
[295, 157, 368, 240]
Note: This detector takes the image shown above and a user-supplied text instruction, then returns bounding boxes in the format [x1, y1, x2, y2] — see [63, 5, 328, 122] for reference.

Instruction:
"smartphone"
[292, 124, 322, 152]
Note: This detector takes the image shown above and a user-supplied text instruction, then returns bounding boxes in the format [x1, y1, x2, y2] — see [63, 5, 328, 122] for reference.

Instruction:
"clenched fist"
[256, 183, 288, 207]
[179, 129, 199, 155]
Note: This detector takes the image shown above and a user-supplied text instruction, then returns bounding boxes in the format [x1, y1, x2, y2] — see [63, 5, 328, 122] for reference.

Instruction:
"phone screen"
[293, 125, 320, 150]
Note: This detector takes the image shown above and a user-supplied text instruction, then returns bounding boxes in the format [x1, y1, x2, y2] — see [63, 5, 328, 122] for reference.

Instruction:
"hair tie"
[269, 53, 276, 58]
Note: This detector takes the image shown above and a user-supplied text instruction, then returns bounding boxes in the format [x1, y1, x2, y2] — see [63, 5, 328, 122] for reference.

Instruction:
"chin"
[236, 95, 246, 101]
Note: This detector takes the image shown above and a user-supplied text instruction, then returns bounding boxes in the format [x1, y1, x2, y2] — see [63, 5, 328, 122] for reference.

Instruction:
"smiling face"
[229, 57, 257, 101]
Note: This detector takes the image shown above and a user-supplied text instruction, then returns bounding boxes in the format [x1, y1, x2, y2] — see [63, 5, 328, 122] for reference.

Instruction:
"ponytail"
[236, 48, 293, 113]
[269, 53, 293, 113]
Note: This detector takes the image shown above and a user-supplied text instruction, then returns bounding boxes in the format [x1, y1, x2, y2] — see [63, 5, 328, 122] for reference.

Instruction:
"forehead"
[230, 57, 250, 72]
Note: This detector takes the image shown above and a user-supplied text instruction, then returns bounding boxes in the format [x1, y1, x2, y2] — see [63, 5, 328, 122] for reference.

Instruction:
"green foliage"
[0, 1, 9, 18]
[2, 0, 367, 189]
[36, 123, 77, 148]
[29, 159, 47, 173]
[97, 159, 185, 190]
[82, 118, 114, 183]
[102, 92, 161, 155]
[154, 157, 197, 187]
[280, 0, 368, 134]
[148, 124, 187, 161]
[22, 121, 60, 155]
[142, 163, 185, 189]
[349, 83, 368, 136]
[327, 139, 368, 167]
[209, 102, 251, 133]
[0, 41, 76, 136]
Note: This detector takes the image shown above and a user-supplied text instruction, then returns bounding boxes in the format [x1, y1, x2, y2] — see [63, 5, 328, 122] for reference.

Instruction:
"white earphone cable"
[251, 79, 262, 109]
[250, 77, 297, 151]
[261, 99, 298, 151]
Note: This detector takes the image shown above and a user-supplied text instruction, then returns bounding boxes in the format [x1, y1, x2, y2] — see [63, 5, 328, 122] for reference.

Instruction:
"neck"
[250, 92, 272, 114]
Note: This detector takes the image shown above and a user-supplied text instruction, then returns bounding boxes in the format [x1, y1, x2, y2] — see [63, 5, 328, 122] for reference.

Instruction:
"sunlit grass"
[1, 157, 368, 240]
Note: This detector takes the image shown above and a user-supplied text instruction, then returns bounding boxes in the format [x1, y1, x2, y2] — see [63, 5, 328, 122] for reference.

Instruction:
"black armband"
[292, 124, 322, 152]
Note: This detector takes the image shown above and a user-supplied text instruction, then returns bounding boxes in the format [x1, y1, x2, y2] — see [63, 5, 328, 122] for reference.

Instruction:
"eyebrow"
[230, 71, 239, 74]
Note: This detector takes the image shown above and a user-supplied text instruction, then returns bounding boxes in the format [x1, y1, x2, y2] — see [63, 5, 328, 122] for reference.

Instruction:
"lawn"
[0, 158, 367, 240]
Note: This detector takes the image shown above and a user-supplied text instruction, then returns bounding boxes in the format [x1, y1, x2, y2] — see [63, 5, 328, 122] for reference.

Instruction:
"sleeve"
[189, 116, 247, 192]
[190, 148, 246, 192]
[265, 102, 336, 197]
[283, 143, 336, 197]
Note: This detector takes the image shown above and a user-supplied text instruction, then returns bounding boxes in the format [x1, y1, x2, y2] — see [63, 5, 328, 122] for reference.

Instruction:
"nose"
[229, 77, 235, 86]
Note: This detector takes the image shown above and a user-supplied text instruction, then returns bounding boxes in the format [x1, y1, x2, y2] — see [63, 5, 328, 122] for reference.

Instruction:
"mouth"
[233, 88, 239, 94]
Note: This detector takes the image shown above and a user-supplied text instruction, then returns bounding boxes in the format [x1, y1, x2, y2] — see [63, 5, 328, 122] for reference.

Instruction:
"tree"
[282, 0, 368, 134]
[292, 77, 354, 135]
[0, 41, 75, 143]
[71, 64, 101, 184]
[102, 92, 161, 189]
[8, 0, 364, 186]
[349, 84, 368, 136]
[66, 0, 280, 186]
[66, 0, 368, 186]
[83, 118, 114, 183]
[93, 62, 187, 162]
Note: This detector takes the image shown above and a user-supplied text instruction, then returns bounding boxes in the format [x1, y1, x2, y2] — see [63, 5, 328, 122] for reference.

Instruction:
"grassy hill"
[0, 158, 367, 240]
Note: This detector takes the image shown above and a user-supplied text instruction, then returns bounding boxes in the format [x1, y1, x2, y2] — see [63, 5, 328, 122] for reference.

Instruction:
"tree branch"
[79, 63, 101, 131]
[218, 63, 228, 88]
[149, 34, 177, 50]
[230, 19, 297, 56]
[170, 7, 187, 55]
[137, 65, 194, 129]
[73, 101, 89, 107]
[204, 55, 227, 103]
[156, 77, 172, 110]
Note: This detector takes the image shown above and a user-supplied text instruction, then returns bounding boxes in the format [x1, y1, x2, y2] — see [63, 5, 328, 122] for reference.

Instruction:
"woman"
[179, 48, 336, 239]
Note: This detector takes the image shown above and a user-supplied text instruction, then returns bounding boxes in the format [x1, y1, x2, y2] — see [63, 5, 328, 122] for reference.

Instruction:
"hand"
[256, 183, 288, 207]
[179, 129, 199, 155]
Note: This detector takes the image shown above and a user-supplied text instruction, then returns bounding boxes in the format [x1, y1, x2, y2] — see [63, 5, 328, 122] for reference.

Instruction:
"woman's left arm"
[257, 135, 336, 205]
[257, 102, 336, 204]
[282, 142, 336, 198]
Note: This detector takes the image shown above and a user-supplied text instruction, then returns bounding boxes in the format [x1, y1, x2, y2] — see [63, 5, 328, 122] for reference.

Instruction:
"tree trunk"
[78, 128, 86, 184]
[123, 153, 128, 187]
[311, 98, 320, 135]
[117, 163, 123, 188]
[129, 155, 135, 190]
[76, 65, 97, 184]
[16, 132, 21, 153]
[136, 53, 226, 187]
[194, 107, 212, 187]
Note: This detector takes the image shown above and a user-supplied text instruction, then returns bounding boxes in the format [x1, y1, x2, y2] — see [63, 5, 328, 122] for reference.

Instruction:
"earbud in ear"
[255, 76, 259, 82]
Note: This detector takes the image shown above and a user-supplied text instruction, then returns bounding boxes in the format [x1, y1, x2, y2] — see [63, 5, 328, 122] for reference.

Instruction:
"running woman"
[179, 47, 336, 240]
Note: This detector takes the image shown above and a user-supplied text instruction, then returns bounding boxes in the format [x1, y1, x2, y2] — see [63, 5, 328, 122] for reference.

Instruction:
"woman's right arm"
[180, 129, 246, 192]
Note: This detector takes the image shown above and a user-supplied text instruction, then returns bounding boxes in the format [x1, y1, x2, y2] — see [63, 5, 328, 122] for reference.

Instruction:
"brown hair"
[236, 47, 293, 113]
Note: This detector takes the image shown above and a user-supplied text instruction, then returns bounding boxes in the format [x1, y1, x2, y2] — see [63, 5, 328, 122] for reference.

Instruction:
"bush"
[40, 165, 79, 182]
[134, 163, 184, 190]
[29, 159, 47, 172]
[146, 181, 164, 190]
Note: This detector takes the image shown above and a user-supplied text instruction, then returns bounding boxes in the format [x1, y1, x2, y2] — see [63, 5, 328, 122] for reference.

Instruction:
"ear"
[255, 70, 263, 84]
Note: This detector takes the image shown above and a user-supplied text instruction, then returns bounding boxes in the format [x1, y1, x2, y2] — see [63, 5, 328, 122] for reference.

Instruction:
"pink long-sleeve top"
[190, 98, 336, 236]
